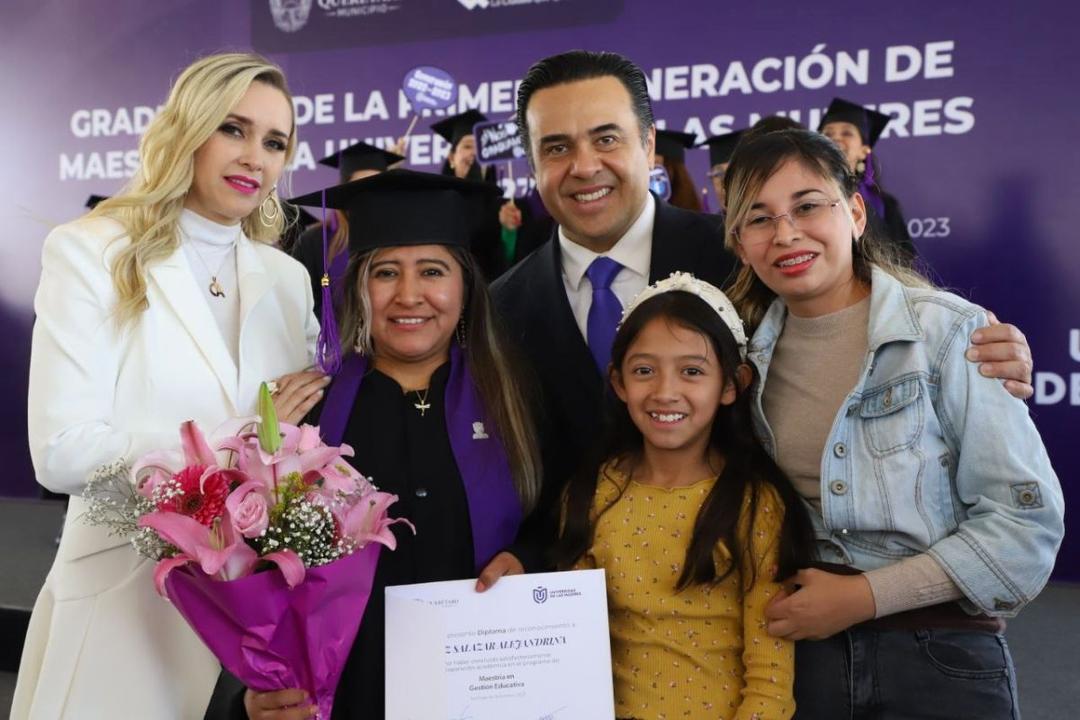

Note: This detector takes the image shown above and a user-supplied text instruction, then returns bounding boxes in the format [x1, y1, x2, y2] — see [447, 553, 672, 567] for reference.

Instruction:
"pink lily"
[335, 491, 413, 550]
[140, 511, 259, 595]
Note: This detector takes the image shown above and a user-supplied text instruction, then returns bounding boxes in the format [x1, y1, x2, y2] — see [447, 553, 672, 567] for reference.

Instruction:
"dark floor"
[1, 500, 1077, 718]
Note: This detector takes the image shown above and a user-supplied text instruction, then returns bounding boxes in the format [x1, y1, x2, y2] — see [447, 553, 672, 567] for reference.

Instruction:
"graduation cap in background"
[698, 130, 746, 167]
[819, 98, 891, 147]
[430, 109, 488, 147]
[85, 194, 110, 209]
[654, 129, 697, 164]
[318, 141, 405, 184]
[288, 169, 502, 373]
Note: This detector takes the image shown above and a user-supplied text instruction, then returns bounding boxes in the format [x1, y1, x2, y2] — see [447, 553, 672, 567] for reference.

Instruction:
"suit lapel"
[648, 198, 687, 281]
[148, 249, 239, 411]
[236, 239, 277, 412]
[540, 235, 601, 383]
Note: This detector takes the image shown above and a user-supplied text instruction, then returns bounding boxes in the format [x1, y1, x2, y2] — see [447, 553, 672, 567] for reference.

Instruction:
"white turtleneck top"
[178, 208, 241, 367]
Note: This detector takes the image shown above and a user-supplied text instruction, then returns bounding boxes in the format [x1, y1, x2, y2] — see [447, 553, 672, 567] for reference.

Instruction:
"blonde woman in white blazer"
[13, 53, 326, 720]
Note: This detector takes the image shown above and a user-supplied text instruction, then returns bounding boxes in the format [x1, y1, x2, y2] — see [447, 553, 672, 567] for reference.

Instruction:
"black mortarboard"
[819, 98, 891, 147]
[318, 141, 405, 183]
[430, 109, 488, 147]
[654, 129, 697, 164]
[288, 169, 501, 254]
[289, 169, 501, 374]
[85, 194, 109, 209]
[698, 131, 746, 167]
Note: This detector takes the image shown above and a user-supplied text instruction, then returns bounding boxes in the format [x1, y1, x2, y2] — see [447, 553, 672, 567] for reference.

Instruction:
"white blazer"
[12, 216, 318, 720]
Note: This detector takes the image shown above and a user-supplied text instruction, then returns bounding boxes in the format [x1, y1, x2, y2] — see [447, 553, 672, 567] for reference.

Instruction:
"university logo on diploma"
[385, 569, 615, 719]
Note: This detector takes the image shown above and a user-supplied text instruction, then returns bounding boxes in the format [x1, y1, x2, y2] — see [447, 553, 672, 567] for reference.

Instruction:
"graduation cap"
[698, 130, 746, 167]
[318, 141, 405, 183]
[654, 129, 697, 164]
[289, 169, 501, 374]
[289, 168, 500, 254]
[85, 194, 109, 209]
[430, 109, 488, 147]
[819, 98, 891, 147]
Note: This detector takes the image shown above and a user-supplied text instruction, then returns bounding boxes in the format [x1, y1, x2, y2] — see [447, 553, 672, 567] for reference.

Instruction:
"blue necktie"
[585, 256, 624, 374]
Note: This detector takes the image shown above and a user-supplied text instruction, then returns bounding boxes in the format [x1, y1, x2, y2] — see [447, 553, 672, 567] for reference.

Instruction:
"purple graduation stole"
[318, 345, 523, 571]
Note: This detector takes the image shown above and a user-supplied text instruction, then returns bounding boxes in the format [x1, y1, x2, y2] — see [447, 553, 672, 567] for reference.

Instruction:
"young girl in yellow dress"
[556, 273, 813, 720]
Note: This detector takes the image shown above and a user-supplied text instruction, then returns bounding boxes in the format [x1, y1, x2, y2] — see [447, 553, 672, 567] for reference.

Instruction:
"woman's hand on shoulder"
[244, 688, 316, 720]
[475, 551, 525, 592]
[269, 370, 331, 424]
[966, 312, 1033, 400]
[764, 568, 876, 641]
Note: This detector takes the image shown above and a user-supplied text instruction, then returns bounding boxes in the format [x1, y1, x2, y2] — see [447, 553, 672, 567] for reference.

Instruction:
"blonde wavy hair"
[722, 128, 930, 331]
[91, 52, 298, 326]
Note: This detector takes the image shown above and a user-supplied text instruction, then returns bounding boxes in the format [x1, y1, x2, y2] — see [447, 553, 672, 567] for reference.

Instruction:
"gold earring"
[259, 191, 280, 227]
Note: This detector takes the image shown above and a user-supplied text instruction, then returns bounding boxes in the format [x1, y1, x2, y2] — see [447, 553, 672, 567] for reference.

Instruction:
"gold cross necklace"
[412, 388, 431, 416]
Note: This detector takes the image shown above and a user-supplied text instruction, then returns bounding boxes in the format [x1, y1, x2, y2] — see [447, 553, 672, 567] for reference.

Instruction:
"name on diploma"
[385, 569, 615, 720]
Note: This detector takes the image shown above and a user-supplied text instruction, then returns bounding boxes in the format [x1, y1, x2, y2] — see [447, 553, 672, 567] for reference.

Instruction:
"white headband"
[619, 272, 748, 359]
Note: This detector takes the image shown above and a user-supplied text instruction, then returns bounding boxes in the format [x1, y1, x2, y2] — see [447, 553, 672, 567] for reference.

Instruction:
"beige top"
[762, 297, 870, 509]
[761, 297, 962, 618]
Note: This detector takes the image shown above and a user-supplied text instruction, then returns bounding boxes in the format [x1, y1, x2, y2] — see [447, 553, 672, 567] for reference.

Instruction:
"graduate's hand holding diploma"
[474, 550, 525, 592]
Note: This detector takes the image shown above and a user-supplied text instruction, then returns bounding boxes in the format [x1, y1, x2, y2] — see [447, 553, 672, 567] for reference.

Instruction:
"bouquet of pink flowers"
[83, 383, 406, 718]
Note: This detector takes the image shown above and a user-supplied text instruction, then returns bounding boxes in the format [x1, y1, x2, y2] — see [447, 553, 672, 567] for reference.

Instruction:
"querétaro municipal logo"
[532, 586, 548, 604]
[269, 0, 312, 32]
[458, 0, 490, 8]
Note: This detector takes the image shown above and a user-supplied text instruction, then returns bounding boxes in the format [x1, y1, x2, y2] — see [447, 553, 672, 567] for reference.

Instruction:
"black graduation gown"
[868, 191, 916, 263]
[204, 363, 475, 720]
[489, 195, 737, 570]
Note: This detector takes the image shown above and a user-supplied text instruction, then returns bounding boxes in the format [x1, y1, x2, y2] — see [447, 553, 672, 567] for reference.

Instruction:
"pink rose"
[226, 481, 270, 539]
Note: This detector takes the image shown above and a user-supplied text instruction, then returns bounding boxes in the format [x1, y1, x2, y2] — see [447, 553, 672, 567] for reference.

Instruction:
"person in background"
[722, 128, 1062, 718]
[820, 97, 915, 262]
[14, 52, 322, 720]
[212, 169, 542, 720]
[699, 129, 745, 213]
[432, 109, 493, 183]
[291, 140, 405, 321]
[654, 128, 702, 211]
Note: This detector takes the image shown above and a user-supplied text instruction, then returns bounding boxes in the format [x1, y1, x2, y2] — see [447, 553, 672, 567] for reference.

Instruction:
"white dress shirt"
[558, 193, 655, 341]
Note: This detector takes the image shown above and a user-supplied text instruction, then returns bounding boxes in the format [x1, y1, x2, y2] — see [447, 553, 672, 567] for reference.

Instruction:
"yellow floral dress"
[573, 464, 795, 720]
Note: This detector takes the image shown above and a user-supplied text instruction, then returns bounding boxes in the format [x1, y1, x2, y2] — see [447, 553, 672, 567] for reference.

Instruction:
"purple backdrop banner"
[1, 0, 1076, 579]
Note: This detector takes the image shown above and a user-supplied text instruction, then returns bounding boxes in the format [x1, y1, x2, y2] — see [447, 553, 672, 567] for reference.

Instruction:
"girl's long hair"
[91, 52, 298, 327]
[554, 292, 813, 589]
[722, 128, 930, 331]
[338, 245, 541, 512]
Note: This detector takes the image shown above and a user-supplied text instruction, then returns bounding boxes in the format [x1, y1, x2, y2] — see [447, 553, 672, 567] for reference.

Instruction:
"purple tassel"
[315, 189, 342, 375]
[858, 154, 886, 219]
[700, 186, 711, 214]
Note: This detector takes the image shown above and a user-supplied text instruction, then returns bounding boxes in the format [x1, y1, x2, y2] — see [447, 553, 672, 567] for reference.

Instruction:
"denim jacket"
[747, 268, 1064, 617]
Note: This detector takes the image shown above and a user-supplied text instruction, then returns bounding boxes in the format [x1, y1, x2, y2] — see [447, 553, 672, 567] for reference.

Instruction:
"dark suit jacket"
[491, 195, 737, 569]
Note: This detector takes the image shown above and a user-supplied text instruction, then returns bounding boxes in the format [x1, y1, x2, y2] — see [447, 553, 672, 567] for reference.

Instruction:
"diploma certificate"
[385, 569, 614, 719]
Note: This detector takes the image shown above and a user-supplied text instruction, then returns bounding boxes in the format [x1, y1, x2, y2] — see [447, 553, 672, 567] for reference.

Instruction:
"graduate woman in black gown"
[205, 170, 541, 720]
[819, 97, 916, 262]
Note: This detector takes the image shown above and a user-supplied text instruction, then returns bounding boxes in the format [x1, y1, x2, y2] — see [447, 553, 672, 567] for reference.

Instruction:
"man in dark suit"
[477, 50, 1034, 585]
[492, 51, 733, 509]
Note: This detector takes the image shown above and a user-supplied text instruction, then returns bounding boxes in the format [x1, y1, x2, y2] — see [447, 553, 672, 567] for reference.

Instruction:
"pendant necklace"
[182, 227, 239, 299]
[412, 388, 432, 417]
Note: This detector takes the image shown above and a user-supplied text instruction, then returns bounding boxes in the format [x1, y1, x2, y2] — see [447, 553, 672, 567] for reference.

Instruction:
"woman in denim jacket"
[720, 128, 1064, 719]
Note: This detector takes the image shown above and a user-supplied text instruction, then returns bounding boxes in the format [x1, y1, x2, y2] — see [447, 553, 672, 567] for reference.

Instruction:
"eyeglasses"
[735, 198, 842, 246]
[706, 168, 726, 180]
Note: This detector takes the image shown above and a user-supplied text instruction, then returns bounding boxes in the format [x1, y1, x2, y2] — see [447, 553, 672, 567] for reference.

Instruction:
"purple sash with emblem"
[318, 344, 522, 571]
